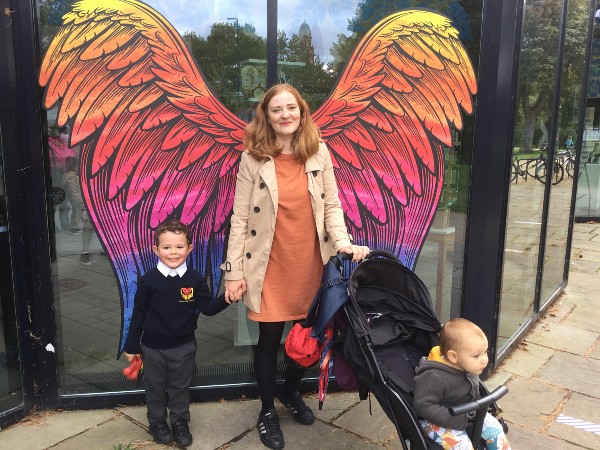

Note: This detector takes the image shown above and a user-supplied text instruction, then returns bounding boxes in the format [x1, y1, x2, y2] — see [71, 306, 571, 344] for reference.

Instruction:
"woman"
[221, 84, 369, 450]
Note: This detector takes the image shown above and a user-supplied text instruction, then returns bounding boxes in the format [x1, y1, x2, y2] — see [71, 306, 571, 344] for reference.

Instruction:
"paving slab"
[485, 369, 512, 391]
[547, 392, 600, 450]
[229, 417, 383, 450]
[502, 377, 568, 432]
[121, 398, 260, 449]
[573, 248, 600, 262]
[117, 404, 147, 427]
[303, 391, 361, 422]
[495, 342, 556, 378]
[333, 395, 396, 444]
[52, 415, 151, 450]
[561, 303, 600, 333]
[568, 258, 600, 274]
[537, 352, 600, 395]
[565, 271, 600, 289]
[0, 409, 118, 450]
[525, 321, 598, 355]
[561, 286, 600, 308]
[542, 297, 577, 323]
[504, 423, 588, 450]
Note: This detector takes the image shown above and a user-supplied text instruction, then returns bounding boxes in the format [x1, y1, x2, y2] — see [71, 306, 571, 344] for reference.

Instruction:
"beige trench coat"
[220, 142, 352, 313]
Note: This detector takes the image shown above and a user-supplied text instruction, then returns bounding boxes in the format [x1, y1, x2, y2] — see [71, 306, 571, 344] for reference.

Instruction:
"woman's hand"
[224, 279, 247, 304]
[123, 352, 140, 362]
[338, 244, 370, 262]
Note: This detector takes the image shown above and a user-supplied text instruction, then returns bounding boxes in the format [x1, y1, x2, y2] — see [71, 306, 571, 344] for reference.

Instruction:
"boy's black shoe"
[277, 388, 315, 425]
[149, 420, 173, 444]
[257, 408, 284, 449]
[172, 419, 193, 447]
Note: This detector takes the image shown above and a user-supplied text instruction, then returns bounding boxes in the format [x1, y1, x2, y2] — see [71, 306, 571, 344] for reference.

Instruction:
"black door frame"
[0, 0, 59, 426]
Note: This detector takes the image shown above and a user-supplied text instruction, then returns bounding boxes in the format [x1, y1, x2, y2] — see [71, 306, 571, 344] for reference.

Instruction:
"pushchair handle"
[335, 249, 401, 263]
[365, 249, 401, 263]
[448, 385, 508, 416]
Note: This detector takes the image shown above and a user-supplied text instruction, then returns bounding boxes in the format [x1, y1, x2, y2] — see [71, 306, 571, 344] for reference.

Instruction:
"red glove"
[123, 356, 142, 380]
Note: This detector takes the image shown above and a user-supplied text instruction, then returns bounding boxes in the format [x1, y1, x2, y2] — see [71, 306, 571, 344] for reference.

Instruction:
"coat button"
[259, 182, 266, 189]
[312, 171, 318, 177]
[324, 236, 329, 242]
[246, 252, 252, 259]
[321, 193, 325, 199]
[251, 230, 257, 236]
[254, 206, 260, 213]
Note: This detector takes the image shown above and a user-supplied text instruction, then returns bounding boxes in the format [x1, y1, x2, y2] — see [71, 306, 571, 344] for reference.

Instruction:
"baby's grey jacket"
[413, 358, 480, 430]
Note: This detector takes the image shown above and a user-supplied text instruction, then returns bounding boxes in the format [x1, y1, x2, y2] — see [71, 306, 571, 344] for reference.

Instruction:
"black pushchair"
[316, 250, 508, 450]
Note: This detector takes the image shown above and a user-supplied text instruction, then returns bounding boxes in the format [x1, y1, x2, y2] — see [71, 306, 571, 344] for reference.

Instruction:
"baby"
[413, 318, 511, 450]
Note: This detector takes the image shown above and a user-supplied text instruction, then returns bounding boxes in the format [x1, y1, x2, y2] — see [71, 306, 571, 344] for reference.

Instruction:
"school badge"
[180, 287, 194, 301]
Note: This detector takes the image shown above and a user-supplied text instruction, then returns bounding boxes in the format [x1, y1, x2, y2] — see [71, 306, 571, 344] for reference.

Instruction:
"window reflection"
[40, 0, 268, 395]
[541, 0, 590, 304]
[577, 8, 600, 220]
[499, 0, 562, 350]
[276, 0, 481, 322]
[40, 0, 483, 394]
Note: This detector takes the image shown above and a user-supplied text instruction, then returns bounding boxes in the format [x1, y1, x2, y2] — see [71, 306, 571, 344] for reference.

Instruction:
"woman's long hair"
[244, 84, 320, 163]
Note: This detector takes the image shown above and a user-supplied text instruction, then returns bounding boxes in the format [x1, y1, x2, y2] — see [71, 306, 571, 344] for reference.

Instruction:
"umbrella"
[318, 319, 334, 410]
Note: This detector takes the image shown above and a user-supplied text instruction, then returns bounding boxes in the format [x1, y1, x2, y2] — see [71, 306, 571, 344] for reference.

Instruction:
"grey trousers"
[141, 339, 197, 425]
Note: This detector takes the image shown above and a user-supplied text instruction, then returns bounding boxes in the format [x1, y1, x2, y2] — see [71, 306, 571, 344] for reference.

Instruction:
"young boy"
[123, 219, 228, 447]
[413, 318, 511, 450]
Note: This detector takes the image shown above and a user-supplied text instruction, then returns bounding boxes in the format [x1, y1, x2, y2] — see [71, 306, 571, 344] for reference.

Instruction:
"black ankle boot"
[172, 419, 193, 447]
[149, 420, 173, 444]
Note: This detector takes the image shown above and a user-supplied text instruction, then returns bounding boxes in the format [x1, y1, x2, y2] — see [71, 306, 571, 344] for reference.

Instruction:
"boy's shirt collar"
[157, 261, 188, 278]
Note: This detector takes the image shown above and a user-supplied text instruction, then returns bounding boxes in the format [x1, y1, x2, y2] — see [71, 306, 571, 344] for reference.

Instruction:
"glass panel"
[39, 0, 266, 395]
[576, 10, 600, 220]
[0, 130, 23, 412]
[499, 0, 563, 351]
[541, 0, 590, 303]
[276, 0, 482, 322]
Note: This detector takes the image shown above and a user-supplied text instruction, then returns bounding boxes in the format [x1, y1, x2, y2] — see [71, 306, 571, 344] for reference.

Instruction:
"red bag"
[123, 356, 142, 380]
[285, 323, 321, 368]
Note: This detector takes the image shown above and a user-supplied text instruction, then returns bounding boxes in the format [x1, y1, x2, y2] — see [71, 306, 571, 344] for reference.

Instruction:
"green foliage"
[516, 0, 590, 152]
[187, 22, 337, 114]
[112, 444, 135, 450]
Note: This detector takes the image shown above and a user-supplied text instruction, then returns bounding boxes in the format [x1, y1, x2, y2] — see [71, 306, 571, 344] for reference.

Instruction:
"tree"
[515, 1, 590, 153]
[556, 0, 592, 145]
[185, 22, 267, 115]
[276, 30, 337, 111]
[329, 0, 472, 76]
[39, 0, 75, 50]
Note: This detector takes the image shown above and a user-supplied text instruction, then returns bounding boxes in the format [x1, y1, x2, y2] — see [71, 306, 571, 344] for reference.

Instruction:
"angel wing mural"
[39, 0, 476, 353]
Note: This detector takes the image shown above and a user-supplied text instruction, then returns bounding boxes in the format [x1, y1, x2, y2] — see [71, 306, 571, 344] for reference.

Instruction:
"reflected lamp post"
[227, 17, 241, 95]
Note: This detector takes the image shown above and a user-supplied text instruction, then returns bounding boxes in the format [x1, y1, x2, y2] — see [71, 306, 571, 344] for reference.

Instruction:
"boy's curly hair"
[154, 219, 191, 246]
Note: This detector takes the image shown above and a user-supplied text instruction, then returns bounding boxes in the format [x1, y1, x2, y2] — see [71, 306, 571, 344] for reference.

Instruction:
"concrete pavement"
[1, 222, 599, 449]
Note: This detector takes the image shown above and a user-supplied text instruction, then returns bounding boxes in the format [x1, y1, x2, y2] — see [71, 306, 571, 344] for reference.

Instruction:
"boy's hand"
[123, 355, 143, 380]
[224, 279, 246, 303]
[123, 352, 140, 362]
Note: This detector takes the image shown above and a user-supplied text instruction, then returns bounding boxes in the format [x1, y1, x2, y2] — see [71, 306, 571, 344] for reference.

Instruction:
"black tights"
[255, 321, 305, 414]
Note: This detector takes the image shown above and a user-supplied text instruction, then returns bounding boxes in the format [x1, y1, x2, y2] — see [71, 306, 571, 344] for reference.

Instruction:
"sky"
[145, 0, 361, 62]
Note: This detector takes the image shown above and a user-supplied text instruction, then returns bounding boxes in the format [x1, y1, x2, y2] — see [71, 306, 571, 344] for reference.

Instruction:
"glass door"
[0, 132, 23, 417]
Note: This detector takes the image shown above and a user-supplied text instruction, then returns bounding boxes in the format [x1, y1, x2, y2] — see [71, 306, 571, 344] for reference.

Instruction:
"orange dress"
[247, 154, 323, 322]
